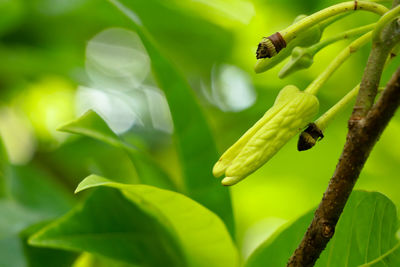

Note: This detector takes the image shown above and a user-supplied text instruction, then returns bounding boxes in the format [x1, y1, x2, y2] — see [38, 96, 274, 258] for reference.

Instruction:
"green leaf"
[20, 221, 78, 267]
[317, 191, 400, 267]
[244, 208, 314, 267]
[0, 136, 8, 198]
[0, 201, 60, 267]
[29, 175, 239, 267]
[59, 110, 176, 191]
[30, 188, 184, 266]
[58, 110, 123, 149]
[0, 162, 76, 267]
[0, 236, 25, 267]
[9, 164, 74, 217]
[245, 191, 400, 267]
[108, 0, 234, 234]
[73, 252, 138, 267]
[107, 0, 232, 77]
[0, 200, 43, 239]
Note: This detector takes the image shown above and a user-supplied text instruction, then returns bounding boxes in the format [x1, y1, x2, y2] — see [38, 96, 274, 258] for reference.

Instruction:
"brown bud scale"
[256, 32, 287, 59]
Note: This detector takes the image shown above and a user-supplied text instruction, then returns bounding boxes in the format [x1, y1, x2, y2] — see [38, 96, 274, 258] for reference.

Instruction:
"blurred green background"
[1, 0, 400, 264]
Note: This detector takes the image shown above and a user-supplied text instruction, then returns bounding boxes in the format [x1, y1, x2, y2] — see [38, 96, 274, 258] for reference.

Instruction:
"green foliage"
[29, 175, 239, 267]
[245, 191, 400, 267]
[59, 110, 176, 190]
[107, 0, 234, 234]
[0, 165, 76, 267]
[1, 0, 400, 266]
[20, 222, 78, 267]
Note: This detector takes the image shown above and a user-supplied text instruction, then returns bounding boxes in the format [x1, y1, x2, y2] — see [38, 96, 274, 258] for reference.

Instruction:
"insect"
[297, 122, 324, 151]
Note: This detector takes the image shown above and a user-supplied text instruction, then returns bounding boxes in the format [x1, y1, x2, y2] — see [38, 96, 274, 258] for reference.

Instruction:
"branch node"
[321, 220, 335, 238]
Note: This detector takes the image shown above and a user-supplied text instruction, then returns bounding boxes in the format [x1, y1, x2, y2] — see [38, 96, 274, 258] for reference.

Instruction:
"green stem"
[315, 85, 386, 131]
[305, 31, 372, 95]
[311, 23, 375, 54]
[352, 0, 400, 119]
[278, 24, 376, 79]
[314, 42, 395, 132]
[282, 1, 388, 43]
[315, 84, 360, 130]
[372, 4, 400, 41]
[319, 13, 350, 30]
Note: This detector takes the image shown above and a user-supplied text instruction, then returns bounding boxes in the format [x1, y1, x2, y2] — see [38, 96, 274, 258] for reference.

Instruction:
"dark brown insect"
[297, 123, 324, 151]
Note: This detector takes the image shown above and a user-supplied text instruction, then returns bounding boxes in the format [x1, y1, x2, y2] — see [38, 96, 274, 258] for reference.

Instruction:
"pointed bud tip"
[221, 176, 242, 186]
[212, 162, 225, 178]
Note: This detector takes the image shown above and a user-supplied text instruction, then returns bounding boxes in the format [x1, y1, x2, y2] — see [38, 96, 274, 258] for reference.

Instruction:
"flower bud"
[278, 46, 314, 78]
[255, 15, 322, 73]
[213, 85, 319, 186]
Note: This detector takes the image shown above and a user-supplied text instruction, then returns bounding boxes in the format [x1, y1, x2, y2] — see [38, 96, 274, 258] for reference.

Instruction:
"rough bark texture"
[287, 67, 400, 267]
[287, 4, 400, 266]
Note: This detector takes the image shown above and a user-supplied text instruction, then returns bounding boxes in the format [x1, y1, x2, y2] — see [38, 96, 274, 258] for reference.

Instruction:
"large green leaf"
[0, 163, 76, 267]
[29, 175, 239, 267]
[19, 221, 78, 267]
[0, 136, 8, 198]
[244, 208, 314, 267]
[0, 201, 74, 267]
[245, 191, 400, 267]
[73, 252, 137, 267]
[317, 191, 400, 267]
[9, 164, 74, 217]
[107, 0, 234, 234]
[30, 188, 184, 266]
[0, 236, 25, 267]
[58, 110, 123, 149]
[0, 200, 42, 239]
[107, 0, 232, 77]
[59, 110, 176, 191]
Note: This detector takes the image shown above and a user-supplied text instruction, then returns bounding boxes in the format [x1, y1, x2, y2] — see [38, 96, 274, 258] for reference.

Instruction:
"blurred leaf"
[0, 0, 24, 36]
[108, 0, 235, 234]
[0, 201, 45, 267]
[0, 136, 8, 198]
[37, 136, 140, 186]
[0, 200, 42, 239]
[20, 221, 78, 267]
[9, 164, 74, 217]
[245, 191, 400, 267]
[73, 252, 138, 267]
[0, 164, 76, 267]
[244, 207, 314, 267]
[58, 110, 123, 148]
[59, 110, 176, 190]
[109, 0, 232, 76]
[30, 175, 239, 267]
[0, 236, 25, 267]
[30, 188, 184, 266]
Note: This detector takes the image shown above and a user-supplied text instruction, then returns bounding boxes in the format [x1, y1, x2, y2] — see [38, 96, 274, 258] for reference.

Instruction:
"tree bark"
[287, 6, 400, 266]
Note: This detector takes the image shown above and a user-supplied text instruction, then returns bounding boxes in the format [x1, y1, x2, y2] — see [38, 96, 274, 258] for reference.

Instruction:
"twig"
[287, 4, 400, 267]
[288, 63, 400, 267]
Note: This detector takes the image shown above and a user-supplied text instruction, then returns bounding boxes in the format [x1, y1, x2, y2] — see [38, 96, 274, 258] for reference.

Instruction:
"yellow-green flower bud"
[213, 85, 319, 186]
[255, 15, 322, 73]
[279, 46, 314, 78]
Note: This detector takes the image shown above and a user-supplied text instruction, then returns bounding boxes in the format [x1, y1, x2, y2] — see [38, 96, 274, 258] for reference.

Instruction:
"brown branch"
[288, 63, 400, 267]
[287, 6, 400, 267]
[353, 1, 400, 119]
[287, 65, 400, 267]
